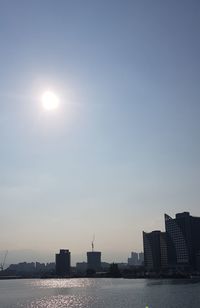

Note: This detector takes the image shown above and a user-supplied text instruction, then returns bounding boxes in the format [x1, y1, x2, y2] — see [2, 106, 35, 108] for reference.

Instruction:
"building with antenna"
[87, 251, 101, 272]
[87, 236, 101, 272]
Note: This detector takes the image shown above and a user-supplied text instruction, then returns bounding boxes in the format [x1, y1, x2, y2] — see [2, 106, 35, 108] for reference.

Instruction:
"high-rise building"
[143, 230, 168, 272]
[128, 252, 139, 266]
[165, 212, 200, 271]
[87, 251, 101, 272]
[138, 252, 144, 265]
[55, 249, 71, 276]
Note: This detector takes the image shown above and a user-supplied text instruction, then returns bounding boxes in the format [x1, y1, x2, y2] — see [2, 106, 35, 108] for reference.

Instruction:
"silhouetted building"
[56, 249, 71, 276]
[138, 252, 144, 264]
[109, 263, 121, 277]
[143, 231, 168, 272]
[7, 262, 55, 275]
[128, 252, 138, 266]
[8, 262, 35, 274]
[76, 262, 87, 274]
[101, 262, 110, 271]
[45, 262, 55, 271]
[165, 212, 200, 271]
[87, 251, 101, 272]
[128, 251, 144, 266]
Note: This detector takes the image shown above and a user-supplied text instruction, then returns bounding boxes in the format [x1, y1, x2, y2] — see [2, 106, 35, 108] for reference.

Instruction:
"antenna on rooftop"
[91, 234, 95, 252]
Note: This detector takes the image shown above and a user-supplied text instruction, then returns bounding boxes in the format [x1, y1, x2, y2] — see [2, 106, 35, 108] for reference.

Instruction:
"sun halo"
[41, 91, 60, 111]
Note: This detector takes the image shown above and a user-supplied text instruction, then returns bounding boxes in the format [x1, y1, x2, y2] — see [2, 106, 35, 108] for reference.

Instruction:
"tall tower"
[165, 212, 200, 271]
[143, 230, 168, 272]
[55, 249, 71, 276]
[87, 251, 101, 272]
[87, 237, 101, 272]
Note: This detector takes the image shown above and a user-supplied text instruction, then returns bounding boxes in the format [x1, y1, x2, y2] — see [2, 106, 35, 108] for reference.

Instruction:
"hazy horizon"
[1, 0, 200, 266]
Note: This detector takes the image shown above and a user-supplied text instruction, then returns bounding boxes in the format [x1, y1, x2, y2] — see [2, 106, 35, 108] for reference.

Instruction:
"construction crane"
[91, 234, 95, 252]
[0, 251, 8, 271]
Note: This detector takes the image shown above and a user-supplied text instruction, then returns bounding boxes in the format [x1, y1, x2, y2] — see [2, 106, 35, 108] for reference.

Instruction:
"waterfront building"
[55, 249, 71, 276]
[165, 212, 200, 271]
[76, 262, 87, 274]
[87, 251, 101, 272]
[8, 262, 35, 274]
[45, 262, 55, 271]
[128, 251, 144, 266]
[35, 262, 46, 272]
[143, 230, 168, 272]
[138, 252, 144, 264]
[128, 252, 139, 266]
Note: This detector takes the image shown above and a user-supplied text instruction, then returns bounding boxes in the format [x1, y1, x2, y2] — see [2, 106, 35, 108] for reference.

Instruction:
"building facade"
[87, 251, 101, 272]
[138, 252, 144, 265]
[165, 212, 200, 271]
[128, 252, 144, 266]
[55, 249, 71, 276]
[143, 230, 168, 272]
[128, 252, 138, 266]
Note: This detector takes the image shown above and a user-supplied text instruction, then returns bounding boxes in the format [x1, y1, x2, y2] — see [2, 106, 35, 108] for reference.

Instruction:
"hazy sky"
[0, 0, 200, 265]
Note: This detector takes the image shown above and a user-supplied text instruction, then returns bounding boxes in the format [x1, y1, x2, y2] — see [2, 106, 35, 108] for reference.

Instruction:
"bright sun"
[41, 91, 59, 110]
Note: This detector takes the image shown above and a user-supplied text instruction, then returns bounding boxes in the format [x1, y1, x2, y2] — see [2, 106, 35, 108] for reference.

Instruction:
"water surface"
[0, 278, 199, 307]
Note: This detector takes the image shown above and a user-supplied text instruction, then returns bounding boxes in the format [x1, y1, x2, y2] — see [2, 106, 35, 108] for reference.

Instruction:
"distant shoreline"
[0, 275, 198, 281]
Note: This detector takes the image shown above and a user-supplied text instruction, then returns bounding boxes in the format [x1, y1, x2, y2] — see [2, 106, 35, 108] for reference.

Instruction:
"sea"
[0, 278, 199, 308]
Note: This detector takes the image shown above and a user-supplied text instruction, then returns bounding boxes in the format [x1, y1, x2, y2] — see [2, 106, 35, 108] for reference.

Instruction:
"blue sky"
[0, 0, 200, 264]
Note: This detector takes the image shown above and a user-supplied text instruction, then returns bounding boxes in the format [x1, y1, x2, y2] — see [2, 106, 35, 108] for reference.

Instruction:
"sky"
[0, 0, 200, 265]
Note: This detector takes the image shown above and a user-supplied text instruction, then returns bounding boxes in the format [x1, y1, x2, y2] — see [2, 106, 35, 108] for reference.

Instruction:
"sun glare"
[42, 91, 59, 110]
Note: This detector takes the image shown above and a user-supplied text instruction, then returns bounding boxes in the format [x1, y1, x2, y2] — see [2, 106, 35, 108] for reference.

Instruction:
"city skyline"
[1, 210, 198, 267]
[1, 1, 200, 264]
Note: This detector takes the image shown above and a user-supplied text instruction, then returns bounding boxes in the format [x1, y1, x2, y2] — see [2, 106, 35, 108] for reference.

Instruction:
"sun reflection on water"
[31, 278, 95, 289]
[25, 295, 99, 308]
[17, 279, 103, 307]
[1, 278, 199, 308]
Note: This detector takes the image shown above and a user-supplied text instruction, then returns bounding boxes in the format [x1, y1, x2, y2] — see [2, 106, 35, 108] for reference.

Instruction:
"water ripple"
[21, 294, 100, 308]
